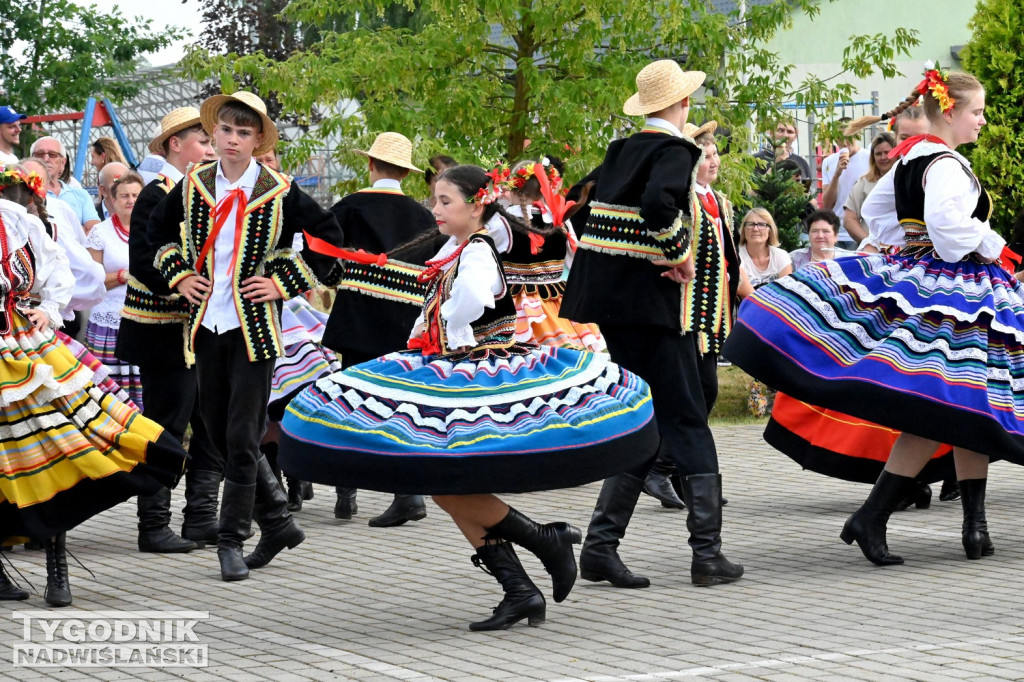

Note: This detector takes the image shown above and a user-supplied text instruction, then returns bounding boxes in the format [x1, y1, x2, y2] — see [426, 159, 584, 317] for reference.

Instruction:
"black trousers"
[195, 328, 275, 486]
[602, 324, 719, 477]
[139, 362, 223, 475]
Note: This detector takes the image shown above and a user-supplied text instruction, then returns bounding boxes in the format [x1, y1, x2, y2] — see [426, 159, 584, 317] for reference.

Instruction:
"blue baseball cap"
[0, 106, 28, 124]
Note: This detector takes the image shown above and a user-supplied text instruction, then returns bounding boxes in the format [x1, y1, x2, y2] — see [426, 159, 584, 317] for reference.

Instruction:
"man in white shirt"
[0, 106, 27, 167]
[820, 126, 870, 249]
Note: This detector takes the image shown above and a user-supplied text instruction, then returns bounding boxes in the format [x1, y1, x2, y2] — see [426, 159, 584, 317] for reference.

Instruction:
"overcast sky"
[75, 0, 204, 66]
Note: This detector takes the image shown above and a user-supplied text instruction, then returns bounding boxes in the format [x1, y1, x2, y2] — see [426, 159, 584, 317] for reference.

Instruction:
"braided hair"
[845, 70, 983, 137]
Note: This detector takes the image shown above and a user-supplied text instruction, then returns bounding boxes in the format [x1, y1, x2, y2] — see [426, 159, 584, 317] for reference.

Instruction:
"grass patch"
[709, 364, 770, 426]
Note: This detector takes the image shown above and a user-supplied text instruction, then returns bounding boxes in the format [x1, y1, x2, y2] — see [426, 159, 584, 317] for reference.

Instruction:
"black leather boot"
[579, 472, 650, 588]
[488, 506, 580, 603]
[940, 478, 960, 501]
[643, 456, 686, 510]
[245, 456, 306, 569]
[0, 561, 28, 600]
[181, 469, 222, 547]
[959, 478, 995, 559]
[138, 487, 197, 553]
[840, 469, 913, 566]
[218, 481, 256, 582]
[302, 481, 314, 500]
[468, 540, 546, 631]
[334, 487, 358, 519]
[368, 494, 427, 528]
[682, 474, 744, 586]
[286, 475, 304, 512]
[44, 533, 72, 607]
[894, 480, 932, 512]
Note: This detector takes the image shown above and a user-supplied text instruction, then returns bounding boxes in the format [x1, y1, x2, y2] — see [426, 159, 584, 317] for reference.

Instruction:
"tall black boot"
[959, 478, 995, 559]
[244, 456, 306, 569]
[44, 533, 72, 607]
[334, 487, 358, 519]
[286, 475, 304, 512]
[181, 469, 222, 547]
[468, 540, 546, 631]
[579, 472, 650, 588]
[261, 442, 282, 485]
[218, 481, 256, 581]
[138, 487, 197, 553]
[487, 507, 580, 603]
[940, 478, 961, 501]
[840, 470, 914, 566]
[368, 494, 427, 528]
[643, 456, 685, 510]
[0, 560, 28, 600]
[682, 474, 744, 586]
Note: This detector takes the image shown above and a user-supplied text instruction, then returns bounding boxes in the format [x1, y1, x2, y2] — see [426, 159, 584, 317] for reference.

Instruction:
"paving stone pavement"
[4, 424, 1024, 680]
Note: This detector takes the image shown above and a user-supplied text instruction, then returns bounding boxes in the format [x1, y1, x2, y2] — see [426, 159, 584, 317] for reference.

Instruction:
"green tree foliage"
[0, 0, 184, 114]
[180, 0, 917, 197]
[962, 0, 1024, 237]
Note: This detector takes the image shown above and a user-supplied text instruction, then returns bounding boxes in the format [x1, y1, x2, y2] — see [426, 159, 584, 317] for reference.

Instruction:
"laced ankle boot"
[468, 540, 546, 631]
[959, 478, 995, 559]
[840, 470, 914, 566]
[0, 560, 28, 601]
[44, 533, 72, 607]
[487, 507, 580, 603]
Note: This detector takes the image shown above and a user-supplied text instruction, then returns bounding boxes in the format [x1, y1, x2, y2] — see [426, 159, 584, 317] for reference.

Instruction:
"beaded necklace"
[112, 214, 130, 243]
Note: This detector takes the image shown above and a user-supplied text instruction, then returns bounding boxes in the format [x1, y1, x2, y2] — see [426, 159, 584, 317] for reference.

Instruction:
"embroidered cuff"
[652, 210, 693, 265]
[977, 230, 1006, 262]
[155, 243, 196, 290]
[264, 249, 319, 300]
[38, 301, 62, 330]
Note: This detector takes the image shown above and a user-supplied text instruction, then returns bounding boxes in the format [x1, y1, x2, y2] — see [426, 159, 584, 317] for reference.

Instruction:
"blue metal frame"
[72, 97, 139, 182]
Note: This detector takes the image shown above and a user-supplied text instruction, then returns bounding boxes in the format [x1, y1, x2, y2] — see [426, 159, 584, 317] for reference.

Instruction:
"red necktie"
[195, 188, 247, 274]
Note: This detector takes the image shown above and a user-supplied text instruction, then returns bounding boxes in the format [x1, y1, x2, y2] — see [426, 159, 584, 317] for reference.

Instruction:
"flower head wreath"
[511, 157, 563, 194]
[468, 164, 512, 205]
[0, 168, 45, 198]
[917, 60, 955, 114]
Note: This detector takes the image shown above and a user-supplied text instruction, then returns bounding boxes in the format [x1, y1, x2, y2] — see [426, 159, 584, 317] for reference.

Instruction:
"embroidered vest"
[421, 234, 517, 357]
[0, 218, 35, 335]
[503, 210, 567, 299]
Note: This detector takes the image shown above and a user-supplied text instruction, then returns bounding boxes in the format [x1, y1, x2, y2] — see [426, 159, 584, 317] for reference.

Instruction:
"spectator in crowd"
[843, 132, 896, 245]
[0, 106, 27, 166]
[790, 210, 857, 271]
[753, 117, 811, 178]
[738, 207, 793, 291]
[90, 137, 127, 173]
[95, 161, 129, 220]
[31, 136, 99, 233]
[820, 121, 870, 249]
[84, 171, 146, 408]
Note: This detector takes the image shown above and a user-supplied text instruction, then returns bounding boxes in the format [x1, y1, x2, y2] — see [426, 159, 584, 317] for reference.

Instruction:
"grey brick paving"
[5, 425, 1024, 679]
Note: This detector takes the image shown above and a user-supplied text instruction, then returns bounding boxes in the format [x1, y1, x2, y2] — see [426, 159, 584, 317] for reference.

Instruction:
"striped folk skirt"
[725, 252, 1024, 464]
[0, 314, 186, 542]
[85, 321, 144, 411]
[279, 344, 657, 495]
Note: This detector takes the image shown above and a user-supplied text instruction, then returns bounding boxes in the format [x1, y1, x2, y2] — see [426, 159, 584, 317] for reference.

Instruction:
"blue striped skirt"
[279, 345, 658, 494]
[724, 252, 1024, 462]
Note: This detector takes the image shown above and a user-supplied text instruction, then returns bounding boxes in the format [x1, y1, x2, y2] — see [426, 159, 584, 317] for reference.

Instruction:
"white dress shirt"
[201, 158, 259, 334]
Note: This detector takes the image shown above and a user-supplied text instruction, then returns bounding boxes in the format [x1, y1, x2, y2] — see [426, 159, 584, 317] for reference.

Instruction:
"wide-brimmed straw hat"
[200, 91, 278, 156]
[353, 132, 422, 173]
[149, 107, 202, 155]
[623, 60, 706, 117]
[682, 120, 718, 140]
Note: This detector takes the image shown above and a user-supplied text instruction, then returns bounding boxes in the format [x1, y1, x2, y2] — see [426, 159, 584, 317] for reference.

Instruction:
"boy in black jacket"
[562, 60, 744, 589]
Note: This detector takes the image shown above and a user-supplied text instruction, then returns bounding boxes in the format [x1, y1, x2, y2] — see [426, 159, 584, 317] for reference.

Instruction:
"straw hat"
[200, 91, 278, 156]
[353, 132, 422, 173]
[149, 107, 202, 155]
[623, 60, 706, 117]
[682, 120, 718, 140]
